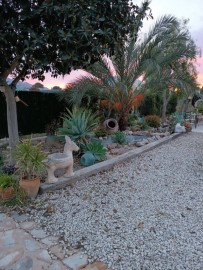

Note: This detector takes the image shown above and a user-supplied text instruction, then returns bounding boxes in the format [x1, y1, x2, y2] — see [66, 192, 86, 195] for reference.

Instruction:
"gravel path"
[26, 132, 203, 270]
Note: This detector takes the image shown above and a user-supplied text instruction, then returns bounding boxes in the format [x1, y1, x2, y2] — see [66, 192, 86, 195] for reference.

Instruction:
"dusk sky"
[27, 0, 203, 88]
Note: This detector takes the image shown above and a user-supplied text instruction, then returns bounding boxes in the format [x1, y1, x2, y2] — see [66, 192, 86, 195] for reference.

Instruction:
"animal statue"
[43, 136, 79, 183]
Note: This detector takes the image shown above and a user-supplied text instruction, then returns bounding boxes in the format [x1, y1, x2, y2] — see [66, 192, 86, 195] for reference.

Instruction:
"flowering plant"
[184, 122, 192, 129]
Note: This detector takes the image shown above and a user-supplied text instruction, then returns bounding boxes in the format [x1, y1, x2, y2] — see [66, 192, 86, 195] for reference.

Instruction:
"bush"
[128, 114, 138, 126]
[136, 120, 149, 130]
[145, 115, 160, 128]
[45, 119, 61, 135]
[0, 174, 13, 188]
[81, 141, 106, 161]
[112, 131, 126, 144]
[59, 107, 99, 144]
[94, 126, 108, 138]
[139, 93, 162, 116]
[167, 94, 178, 114]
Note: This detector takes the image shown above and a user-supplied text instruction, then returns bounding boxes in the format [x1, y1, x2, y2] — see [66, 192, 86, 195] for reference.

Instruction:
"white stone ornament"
[175, 123, 186, 133]
[43, 136, 79, 183]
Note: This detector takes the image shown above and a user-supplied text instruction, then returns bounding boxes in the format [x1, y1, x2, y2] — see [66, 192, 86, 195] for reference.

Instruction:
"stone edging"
[39, 133, 182, 194]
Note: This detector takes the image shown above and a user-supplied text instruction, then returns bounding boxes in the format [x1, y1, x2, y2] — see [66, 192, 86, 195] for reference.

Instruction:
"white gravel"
[27, 132, 203, 270]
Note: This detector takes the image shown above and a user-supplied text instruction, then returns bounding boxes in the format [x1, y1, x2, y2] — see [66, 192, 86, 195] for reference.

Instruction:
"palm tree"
[60, 15, 197, 130]
[143, 18, 198, 123]
[144, 60, 198, 123]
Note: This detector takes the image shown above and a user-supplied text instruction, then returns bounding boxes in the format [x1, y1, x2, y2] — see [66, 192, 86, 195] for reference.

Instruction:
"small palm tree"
[60, 15, 197, 130]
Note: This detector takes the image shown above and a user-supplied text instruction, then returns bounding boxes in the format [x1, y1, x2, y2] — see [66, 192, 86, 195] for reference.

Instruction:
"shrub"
[59, 107, 99, 144]
[145, 115, 160, 128]
[128, 114, 138, 126]
[45, 119, 61, 135]
[81, 141, 106, 161]
[94, 126, 108, 138]
[112, 131, 126, 144]
[0, 174, 13, 188]
[139, 93, 162, 116]
[136, 120, 149, 130]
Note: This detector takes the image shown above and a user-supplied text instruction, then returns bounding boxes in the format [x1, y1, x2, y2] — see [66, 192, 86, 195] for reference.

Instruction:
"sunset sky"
[26, 0, 203, 88]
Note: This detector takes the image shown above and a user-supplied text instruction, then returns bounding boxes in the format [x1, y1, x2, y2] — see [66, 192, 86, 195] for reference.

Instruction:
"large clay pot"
[19, 175, 40, 199]
[103, 119, 119, 134]
[0, 187, 15, 200]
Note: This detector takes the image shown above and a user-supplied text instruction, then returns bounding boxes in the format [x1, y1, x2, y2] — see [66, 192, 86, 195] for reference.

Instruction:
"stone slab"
[40, 133, 182, 194]
[63, 252, 88, 270]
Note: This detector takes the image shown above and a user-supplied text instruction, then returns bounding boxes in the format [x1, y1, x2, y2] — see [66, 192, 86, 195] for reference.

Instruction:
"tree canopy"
[0, 0, 152, 149]
[0, 0, 152, 83]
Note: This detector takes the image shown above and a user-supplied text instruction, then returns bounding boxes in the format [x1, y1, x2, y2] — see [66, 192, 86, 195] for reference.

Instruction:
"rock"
[128, 140, 136, 146]
[9, 256, 33, 270]
[63, 252, 88, 270]
[41, 236, 59, 247]
[0, 249, 24, 269]
[19, 222, 36, 230]
[82, 261, 108, 270]
[50, 261, 68, 270]
[110, 148, 128, 155]
[107, 143, 118, 150]
[30, 229, 47, 239]
[50, 245, 66, 260]
[135, 141, 145, 147]
[105, 153, 113, 160]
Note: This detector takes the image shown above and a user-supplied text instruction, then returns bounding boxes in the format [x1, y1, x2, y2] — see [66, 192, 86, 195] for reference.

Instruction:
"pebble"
[24, 133, 203, 269]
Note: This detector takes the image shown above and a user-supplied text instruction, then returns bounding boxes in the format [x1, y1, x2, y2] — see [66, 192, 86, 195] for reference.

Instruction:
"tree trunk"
[118, 111, 128, 131]
[161, 89, 171, 125]
[5, 85, 19, 150]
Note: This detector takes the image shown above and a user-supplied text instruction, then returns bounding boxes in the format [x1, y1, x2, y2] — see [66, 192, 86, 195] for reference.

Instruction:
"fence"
[0, 90, 67, 138]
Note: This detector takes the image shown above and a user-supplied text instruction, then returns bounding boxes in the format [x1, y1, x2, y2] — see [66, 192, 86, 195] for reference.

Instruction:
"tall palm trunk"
[5, 85, 19, 151]
[118, 111, 129, 131]
[161, 89, 171, 125]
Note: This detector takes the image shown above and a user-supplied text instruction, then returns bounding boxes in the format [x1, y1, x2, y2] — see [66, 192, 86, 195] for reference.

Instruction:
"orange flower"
[113, 102, 122, 110]
[131, 94, 144, 107]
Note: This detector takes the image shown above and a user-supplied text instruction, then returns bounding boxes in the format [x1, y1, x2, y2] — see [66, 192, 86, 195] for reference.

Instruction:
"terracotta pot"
[19, 175, 40, 199]
[0, 187, 15, 200]
[103, 119, 119, 134]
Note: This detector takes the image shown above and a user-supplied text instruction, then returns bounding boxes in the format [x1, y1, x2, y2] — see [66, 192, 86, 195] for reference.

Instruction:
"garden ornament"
[175, 123, 186, 133]
[43, 136, 79, 183]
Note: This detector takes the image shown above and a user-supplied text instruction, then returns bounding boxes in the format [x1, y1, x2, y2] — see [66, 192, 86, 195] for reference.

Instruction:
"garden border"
[39, 132, 182, 194]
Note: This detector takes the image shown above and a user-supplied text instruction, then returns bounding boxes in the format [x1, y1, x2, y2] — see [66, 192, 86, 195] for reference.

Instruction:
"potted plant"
[0, 174, 15, 200]
[14, 138, 45, 198]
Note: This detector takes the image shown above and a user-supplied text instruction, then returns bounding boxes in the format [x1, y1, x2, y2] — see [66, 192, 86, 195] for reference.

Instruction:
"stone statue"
[43, 136, 79, 183]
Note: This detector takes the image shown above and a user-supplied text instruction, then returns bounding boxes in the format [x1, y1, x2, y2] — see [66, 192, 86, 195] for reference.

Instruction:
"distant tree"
[51, 86, 62, 91]
[0, 0, 151, 149]
[143, 19, 198, 123]
[30, 83, 44, 91]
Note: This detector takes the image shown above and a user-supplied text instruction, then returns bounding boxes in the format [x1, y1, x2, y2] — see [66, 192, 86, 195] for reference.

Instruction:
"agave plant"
[59, 107, 99, 144]
[81, 141, 107, 161]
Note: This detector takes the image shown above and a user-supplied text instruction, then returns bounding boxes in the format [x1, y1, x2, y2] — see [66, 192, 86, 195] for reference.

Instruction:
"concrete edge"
[39, 132, 183, 194]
